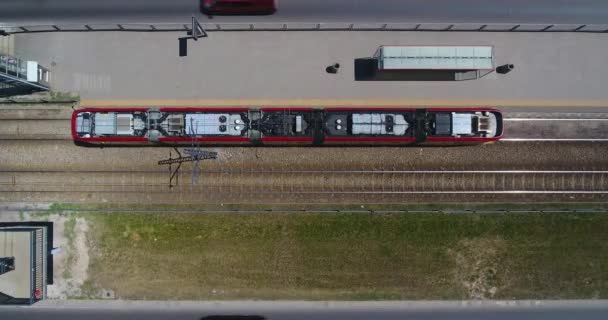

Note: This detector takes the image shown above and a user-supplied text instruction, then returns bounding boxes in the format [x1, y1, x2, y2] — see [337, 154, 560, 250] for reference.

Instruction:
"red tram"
[72, 107, 503, 146]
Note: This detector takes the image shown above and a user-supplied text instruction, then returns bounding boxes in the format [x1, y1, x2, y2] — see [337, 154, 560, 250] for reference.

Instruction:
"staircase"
[1, 34, 51, 97]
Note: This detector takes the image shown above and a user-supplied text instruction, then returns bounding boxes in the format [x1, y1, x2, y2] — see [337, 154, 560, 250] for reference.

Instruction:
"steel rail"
[2, 190, 608, 195]
[5, 208, 606, 214]
[4, 117, 608, 122]
[6, 138, 599, 142]
[2, 171, 607, 194]
[2, 115, 608, 142]
[0, 118, 570, 121]
[2, 170, 608, 174]
[1, 138, 606, 142]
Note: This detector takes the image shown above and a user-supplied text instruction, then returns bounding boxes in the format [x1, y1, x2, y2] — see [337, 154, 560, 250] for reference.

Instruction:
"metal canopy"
[375, 46, 494, 70]
[1, 54, 50, 97]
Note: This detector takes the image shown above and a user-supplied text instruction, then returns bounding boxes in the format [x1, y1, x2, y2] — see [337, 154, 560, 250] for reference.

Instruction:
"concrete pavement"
[13, 31, 608, 106]
[2, 300, 608, 320]
[2, 0, 608, 25]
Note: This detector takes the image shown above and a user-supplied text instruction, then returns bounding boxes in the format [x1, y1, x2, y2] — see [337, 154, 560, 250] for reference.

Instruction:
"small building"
[0, 222, 53, 305]
[356, 45, 495, 81]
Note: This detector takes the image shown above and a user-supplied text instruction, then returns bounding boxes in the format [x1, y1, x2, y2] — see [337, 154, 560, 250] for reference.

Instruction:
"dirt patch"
[448, 237, 508, 300]
[45, 215, 90, 299]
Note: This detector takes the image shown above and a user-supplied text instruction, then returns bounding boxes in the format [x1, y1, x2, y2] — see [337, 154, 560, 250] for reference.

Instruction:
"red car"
[200, 0, 277, 15]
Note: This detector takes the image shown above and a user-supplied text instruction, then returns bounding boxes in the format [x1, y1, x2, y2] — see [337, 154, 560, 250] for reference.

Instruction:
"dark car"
[200, 0, 277, 15]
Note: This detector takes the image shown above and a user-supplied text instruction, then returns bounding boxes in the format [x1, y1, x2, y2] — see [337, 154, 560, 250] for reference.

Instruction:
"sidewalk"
[14, 31, 608, 106]
[27, 299, 608, 310]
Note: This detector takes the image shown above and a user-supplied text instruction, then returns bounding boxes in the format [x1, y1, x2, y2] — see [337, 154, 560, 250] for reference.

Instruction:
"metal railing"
[0, 54, 27, 78]
[0, 53, 50, 97]
[1, 22, 608, 34]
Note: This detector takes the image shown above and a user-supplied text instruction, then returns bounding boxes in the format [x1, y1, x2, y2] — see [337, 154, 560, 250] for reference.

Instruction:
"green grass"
[63, 216, 77, 279]
[0, 91, 79, 103]
[48, 91, 79, 102]
[79, 279, 99, 299]
[81, 211, 608, 300]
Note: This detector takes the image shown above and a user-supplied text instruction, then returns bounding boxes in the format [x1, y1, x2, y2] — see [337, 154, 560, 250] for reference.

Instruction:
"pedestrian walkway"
[13, 31, 608, 106]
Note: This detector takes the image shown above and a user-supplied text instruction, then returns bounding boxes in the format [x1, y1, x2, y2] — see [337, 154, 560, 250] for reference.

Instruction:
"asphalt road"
[1, 0, 608, 25]
[2, 301, 608, 320]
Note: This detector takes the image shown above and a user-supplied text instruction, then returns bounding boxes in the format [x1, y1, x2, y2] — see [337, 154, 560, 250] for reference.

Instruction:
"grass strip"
[77, 211, 608, 300]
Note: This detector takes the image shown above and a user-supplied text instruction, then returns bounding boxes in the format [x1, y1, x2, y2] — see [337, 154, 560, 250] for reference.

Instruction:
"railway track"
[502, 117, 608, 141]
[1, 170, 607, 203]
[0, 119, 70, 140]
[2, 114, 608, 141]
[1, 111, 607, 203]
[0, 109, 73, 120]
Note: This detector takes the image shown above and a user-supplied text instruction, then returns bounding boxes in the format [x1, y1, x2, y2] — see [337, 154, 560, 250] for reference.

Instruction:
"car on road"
[200, 0, 277, 16]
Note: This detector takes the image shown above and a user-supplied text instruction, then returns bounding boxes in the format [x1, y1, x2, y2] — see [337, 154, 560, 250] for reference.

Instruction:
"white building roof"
[376, 46, 494, 70]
